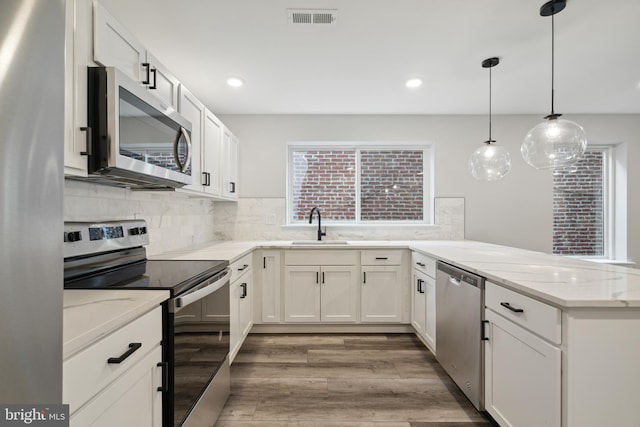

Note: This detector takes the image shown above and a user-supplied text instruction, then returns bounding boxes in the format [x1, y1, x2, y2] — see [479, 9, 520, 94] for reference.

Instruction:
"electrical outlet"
[265, 214, 276, 225]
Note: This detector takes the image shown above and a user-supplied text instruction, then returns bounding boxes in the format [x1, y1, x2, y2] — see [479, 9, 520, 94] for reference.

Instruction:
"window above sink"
[286, 141, 433, 226]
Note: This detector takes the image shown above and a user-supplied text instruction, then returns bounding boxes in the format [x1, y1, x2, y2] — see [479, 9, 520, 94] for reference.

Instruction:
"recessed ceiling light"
[227, 77, 244, 88]
[406, 78, 422, 88]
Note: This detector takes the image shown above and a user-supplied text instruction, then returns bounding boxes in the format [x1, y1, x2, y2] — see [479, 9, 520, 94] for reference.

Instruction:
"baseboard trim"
[250, 323, 414, 334]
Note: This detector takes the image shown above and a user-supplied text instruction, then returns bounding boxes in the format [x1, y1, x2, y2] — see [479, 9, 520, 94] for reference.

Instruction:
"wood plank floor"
[214, 333, 494, 427]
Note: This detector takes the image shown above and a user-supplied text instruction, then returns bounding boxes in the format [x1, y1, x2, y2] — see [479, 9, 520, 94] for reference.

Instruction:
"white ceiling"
[99, 0, 640, 115]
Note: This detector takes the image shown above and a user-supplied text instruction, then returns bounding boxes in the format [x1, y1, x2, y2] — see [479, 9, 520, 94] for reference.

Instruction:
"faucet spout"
[308, 207, 326, 241]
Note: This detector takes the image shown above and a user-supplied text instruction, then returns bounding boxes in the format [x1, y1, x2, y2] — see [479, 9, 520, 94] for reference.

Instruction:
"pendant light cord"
[489, 64, 492, 142]
[550, 12, 555, 116]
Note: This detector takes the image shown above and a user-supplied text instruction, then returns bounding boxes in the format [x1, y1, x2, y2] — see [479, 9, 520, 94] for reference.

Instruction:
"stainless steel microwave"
[86, 66, 192, 189]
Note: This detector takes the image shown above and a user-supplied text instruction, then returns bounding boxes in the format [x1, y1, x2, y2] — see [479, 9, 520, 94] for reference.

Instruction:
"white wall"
[220, 114, 640, 264]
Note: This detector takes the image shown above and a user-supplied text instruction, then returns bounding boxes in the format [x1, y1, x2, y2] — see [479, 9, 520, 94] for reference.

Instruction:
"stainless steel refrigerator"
[0, 0, 65, 403]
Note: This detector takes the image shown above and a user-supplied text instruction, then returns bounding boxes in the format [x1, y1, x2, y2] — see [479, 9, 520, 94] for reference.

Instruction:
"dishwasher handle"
[437, 261, 485, 289]
[448, 275, 462, 286]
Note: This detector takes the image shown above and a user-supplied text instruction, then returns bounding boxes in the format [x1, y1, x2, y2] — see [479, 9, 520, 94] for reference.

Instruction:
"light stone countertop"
[63, 290, 169, 359]
[153, 239, 640, 309]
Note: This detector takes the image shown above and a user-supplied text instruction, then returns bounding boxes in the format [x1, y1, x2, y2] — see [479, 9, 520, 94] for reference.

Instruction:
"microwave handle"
[174, 127, 192, 173]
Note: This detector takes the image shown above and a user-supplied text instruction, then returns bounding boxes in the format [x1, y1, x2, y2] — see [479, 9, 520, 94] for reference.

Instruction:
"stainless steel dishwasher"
[435, 261, 486, 411]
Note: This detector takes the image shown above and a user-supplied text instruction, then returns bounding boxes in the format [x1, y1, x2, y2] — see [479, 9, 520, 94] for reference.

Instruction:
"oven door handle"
[170, 267, 231, 312]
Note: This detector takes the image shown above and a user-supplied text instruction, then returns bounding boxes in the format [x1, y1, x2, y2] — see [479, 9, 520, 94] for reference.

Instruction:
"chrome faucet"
[308, 207, 326, 241]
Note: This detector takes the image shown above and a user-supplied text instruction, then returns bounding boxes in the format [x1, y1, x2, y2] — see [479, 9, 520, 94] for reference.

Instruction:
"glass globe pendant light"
[469, 57, 511, 181]
[521, 0, 587, 170]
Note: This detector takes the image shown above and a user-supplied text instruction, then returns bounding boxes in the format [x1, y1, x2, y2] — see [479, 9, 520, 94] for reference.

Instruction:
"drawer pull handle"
[237, 264, 249, 271]
[375, 257, 388, 260]
[416, 262, 426, 267]
[500, 302, 524, 313]
[157, 362, 168, 392]
[107, 342, 142, 364]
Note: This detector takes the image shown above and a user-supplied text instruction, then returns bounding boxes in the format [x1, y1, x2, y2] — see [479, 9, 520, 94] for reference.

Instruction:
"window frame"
[286, 141, 433, 226]
[552, 143, 627, 262]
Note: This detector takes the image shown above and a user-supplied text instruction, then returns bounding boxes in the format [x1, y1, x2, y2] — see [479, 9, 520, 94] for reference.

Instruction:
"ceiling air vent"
[287, 9, 338, 25]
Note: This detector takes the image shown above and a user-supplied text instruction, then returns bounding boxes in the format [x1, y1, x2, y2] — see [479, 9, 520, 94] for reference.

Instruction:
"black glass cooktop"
[64, 254, 228, 296]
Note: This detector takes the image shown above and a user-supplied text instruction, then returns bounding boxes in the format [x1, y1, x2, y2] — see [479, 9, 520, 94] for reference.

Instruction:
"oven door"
[167, 268, 231, 427]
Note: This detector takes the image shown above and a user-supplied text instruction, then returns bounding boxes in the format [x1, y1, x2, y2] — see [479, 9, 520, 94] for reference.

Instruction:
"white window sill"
[572, 257, 635, 267]
[282, 223, 440, 230]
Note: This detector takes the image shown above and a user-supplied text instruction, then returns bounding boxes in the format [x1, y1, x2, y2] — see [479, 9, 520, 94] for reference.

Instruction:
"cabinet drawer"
[411, 251, 436, 278]
[485, 281, 561, 344]
[63, 306, 162, 413]
[285, 250, 357, 266]
[230, 253, 252, 282]
[361, 250, 403, 266]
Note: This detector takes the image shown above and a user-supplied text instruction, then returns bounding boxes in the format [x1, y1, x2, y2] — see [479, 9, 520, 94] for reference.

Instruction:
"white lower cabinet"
[214, 254, 253, 362]
[229, 272, 252, 361]
[411, 271, 427, 336]
[284, 265, 358, 322]
[424, 275, 436, 350]
[64, 307, 163, 427]
[484, 282, 561, 427]
[411, 251, 436, 352]
[361, 265, 403, 323]
[70, 347, 163, 427]
[360, 250, 406, 323]
[258, 251, 282, 323]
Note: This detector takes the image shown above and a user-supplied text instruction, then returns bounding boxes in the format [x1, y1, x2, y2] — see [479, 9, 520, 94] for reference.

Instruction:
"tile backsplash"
[64, 180, 216, 255]
[64, 182, 464, 253]
[213, 197, 464, 241]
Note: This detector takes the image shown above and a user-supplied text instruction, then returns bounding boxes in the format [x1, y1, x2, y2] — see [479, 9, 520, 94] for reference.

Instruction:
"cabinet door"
[411, 270, 427, 336]
[202, 110, 223, 196]
[70, 346, 162, 427]
[484, 309, 561, 427]
[145, 52, 179, 110]
[64, 0, 91, 176]
[229, 280, 241, 361]
[221, 129, 239, 199]
[260, 251, 282, 323]
[424, 274, 436, 353]
[361, 266, 402, 323]
[284, 266, 320, 322]
[238, 272, 253, 337]
[93, 2, 145, 82]
[178, 86, 205, 193]
[320, 266, 358, 323]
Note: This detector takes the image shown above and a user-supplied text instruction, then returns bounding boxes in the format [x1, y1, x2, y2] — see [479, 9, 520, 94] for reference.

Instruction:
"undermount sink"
[291, 240, 349, 245]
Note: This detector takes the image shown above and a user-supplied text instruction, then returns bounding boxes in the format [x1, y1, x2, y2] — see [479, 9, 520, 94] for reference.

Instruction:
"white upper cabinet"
[93, 2, 179, 110]
[144, 52, 180, 110]
[65, 0, 240, 198]
[64, 0, 94, 176]
[202, 110, 224, 196]
[221, 128, 239, 200]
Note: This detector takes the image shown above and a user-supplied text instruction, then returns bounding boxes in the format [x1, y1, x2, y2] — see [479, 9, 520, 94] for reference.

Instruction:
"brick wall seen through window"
[361, 150, 423, 221]
[292, 150, 356, 221]
[290, 146, 427, 223]
[553, 150, 605, 256]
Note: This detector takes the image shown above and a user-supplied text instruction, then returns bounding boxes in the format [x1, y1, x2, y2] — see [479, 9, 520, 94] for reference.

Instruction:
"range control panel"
[63, 220, 149, 258]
